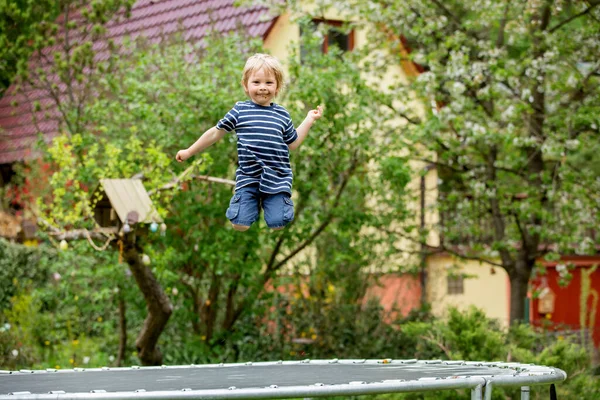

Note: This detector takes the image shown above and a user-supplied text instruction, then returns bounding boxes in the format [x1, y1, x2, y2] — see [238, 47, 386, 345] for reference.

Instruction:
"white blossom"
[565, 139, 580, 150]
[451, 81, 466, 95]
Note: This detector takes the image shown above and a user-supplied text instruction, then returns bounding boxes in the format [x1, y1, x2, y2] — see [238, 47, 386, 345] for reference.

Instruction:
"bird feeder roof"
[98, 179, 162, 224]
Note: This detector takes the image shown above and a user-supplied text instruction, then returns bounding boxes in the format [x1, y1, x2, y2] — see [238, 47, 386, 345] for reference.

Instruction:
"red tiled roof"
[0, 0, 278, 165]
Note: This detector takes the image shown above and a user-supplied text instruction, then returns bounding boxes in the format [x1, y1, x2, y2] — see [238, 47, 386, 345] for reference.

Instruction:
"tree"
[30, 12, 410, 363]
[4, 0, 134, 126]
[8, 0, 181, 365]
[332, 0, 600, 323]
[0, 0, 60, 96]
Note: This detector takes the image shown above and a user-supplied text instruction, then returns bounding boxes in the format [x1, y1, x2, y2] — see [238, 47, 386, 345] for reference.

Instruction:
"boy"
[176, 53, 323, 231]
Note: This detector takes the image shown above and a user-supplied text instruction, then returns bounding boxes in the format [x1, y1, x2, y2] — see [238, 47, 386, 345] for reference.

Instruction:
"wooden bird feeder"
[93, 179, 162, 229]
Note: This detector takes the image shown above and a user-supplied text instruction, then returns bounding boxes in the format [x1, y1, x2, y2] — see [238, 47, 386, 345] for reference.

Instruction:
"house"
[0, 0, 278, 244]
[0, 0, 278, 167]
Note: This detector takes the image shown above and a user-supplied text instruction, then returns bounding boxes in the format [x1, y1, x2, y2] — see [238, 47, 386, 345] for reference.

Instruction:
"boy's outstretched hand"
[308, 105, 324, 121]
[175, 149, 191, 162]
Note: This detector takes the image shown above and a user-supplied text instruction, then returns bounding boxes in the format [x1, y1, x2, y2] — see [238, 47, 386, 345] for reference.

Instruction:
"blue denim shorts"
[225, 184, 294, 229]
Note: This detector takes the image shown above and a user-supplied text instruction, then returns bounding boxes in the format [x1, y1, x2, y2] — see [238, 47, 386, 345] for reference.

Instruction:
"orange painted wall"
[265, 273, 422, 321]
[364, 274, 422, 321]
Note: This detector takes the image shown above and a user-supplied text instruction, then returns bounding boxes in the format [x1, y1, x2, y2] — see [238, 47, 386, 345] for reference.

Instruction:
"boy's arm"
[176, 126, 227, 162]
[289, 105, 323, 151]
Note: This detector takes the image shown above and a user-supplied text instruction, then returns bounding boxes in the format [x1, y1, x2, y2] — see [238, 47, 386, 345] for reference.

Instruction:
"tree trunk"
[122, 233, 172, 365]
[223, 277, 239, 330]
[508, 259, 531, 323]
[116, 290, 126, 367]
[202, 270, 221, 343]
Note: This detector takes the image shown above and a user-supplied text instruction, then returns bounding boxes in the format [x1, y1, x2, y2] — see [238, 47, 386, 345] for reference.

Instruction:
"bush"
[385, 306, 600, 399]
[0, 238, 52, 310]
[1, 240, 146, 370]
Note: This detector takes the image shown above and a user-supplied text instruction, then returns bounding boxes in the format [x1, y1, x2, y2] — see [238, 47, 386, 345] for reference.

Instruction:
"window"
[318, 19, 354, 53]
[300, 19, 354, 61]
[447, 274, 464, 295]
[0, 163, 15, 186]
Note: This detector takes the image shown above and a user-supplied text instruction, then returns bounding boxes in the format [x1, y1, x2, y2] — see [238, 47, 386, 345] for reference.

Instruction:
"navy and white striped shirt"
[216, 101, 298, 195]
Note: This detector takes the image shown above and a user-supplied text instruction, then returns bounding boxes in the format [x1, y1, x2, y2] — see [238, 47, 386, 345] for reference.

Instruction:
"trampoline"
[0, 359, 566, 400]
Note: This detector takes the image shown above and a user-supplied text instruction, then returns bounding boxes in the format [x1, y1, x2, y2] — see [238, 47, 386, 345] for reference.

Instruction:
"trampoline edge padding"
[0, 359, 567, 400]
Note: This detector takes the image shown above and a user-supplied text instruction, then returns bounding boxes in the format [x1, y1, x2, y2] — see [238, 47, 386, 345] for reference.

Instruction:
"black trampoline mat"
[0, 361, 530, 395]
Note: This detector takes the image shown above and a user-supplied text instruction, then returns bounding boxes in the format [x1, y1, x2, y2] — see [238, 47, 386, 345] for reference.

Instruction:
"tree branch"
[428, 0, 480, 40]
[229, 152, 361, 328]
[47, 227, 118, 240]
[496, 0, 511, 48]
[386, 103, 421, 125]
[27, 53, 71, 132]
[413, 157, 525, 178]
[266, 234, 286, 272]
[511, 210, 530, 254]
[61, 5, 76, 108]
[559, 63, 600, 108]
[429, 0, 462, 26]
[379, 226, 505, 267]
[485, 145, 514, 267]
[497, 79, 544, 114]
[146, 163, 235, 196]
[273, 153, 360, 270]
[549, 1, 600, 33]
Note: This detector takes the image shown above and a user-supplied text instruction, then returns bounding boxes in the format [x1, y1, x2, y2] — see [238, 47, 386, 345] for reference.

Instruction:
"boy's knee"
[264, 194, 294, 230]
[232, 224, 250, 232]
[271, 226, 284, 231]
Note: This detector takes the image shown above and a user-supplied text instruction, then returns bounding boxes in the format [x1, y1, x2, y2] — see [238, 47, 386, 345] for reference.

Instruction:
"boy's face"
[243, 67, 278, 106]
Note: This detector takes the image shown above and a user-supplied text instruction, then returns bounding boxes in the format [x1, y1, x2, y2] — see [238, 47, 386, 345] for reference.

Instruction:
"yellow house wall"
[263, 13, 296, 71]
[427, 254, 510, 327]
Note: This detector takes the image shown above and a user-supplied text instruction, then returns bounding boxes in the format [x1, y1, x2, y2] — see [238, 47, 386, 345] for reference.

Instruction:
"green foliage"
[21, 13, 409, 366]
[1, 292, 41, 367]
[318, 0, 600, 322]
[401, 307, 505, 361]
[0, 0, 58, 95]
[1, 0, 134, 96]
[380, 156, 411, 195]
[1, 290, 122, 370]
[6, 2, 597, 398]
[366, 308, 599, 400]
[0, 239, 51, 309]
[3, 245, 598, 397]
[1, 240, 146, 369]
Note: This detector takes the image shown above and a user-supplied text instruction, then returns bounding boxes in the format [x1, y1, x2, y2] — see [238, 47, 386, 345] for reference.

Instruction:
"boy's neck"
[250, 100, 274, 107]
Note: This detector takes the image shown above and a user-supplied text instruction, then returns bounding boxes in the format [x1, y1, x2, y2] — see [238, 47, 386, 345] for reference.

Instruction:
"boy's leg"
[262, 192, 294, 230]
[232, 224, 250, 231]
[226, 185, 260, 231]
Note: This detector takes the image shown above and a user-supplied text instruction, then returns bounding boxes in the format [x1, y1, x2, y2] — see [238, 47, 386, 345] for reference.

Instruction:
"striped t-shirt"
[216, 101, 298, 195]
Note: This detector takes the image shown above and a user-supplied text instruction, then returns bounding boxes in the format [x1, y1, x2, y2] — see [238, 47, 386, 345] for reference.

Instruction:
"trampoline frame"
[0, 359, 567, 400]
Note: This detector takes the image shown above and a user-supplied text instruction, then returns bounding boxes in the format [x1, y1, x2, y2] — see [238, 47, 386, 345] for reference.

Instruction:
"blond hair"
[241, 53, 284, 94]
